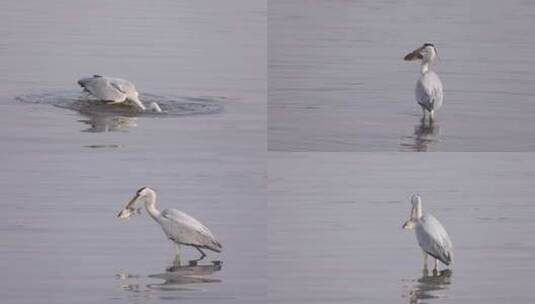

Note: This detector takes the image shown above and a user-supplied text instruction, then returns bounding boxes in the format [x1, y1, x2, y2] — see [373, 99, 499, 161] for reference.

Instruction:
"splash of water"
[15, 91, 225, 117]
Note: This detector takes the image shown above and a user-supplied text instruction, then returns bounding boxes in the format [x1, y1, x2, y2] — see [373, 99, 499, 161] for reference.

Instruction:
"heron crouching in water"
[78, 75, 163, 113]
[117, 187, 222, 265]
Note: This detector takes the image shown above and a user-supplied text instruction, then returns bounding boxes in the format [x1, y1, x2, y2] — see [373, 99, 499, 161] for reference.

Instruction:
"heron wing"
[161, 208, 222, 251]
[416, 214, 453, 265]
[108, 78, 138, 96]
[79, 76, 127, 102]
[415, 71, 443, 111]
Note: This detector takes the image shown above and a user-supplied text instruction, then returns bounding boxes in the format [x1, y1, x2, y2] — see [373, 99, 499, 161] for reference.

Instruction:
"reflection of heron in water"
[405, 269, 452, 304]
[400, 116, 440, 152]
[402, 194, 453, 272]
[74, 97, 143, 133]
[148, 261, 223, 289]
[412, 119, 440, 152]
[117, 187, 223, 263]
[117, 261, 222, 293]
[77, 75, 162, 112]
[78, 115, 137, 133]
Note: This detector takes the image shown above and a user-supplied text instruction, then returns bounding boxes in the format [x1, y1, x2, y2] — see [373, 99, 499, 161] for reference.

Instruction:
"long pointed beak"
[117, 194, 139, 218]
[403, 47, 423, 61]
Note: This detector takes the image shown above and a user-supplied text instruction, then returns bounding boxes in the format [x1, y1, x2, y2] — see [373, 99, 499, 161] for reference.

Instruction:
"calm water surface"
[0, 1, 266, 303]
[269, 153, 535, 303]
[268, 0, 535, 151]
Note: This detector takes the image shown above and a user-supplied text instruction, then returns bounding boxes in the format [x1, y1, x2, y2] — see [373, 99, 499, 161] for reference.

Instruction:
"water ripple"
[15, 91, 225, 117]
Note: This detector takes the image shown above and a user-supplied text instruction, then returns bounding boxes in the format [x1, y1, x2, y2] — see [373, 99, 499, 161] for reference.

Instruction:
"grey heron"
[117, 187, 222, 262]
[404, 43, 444, 122]
[402, 194, 453, 271]
[77, 75, 162, 112]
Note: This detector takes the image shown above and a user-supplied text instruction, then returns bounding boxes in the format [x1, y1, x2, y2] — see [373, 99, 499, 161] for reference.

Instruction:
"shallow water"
[269, 153, 535, 303]
[268, 0, 535, 151]
[0, 1, 266, 303]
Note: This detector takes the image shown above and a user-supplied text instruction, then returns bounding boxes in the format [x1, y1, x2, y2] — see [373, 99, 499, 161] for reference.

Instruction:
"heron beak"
[403, 47, 423, 61]
[117, 194, 140, 218]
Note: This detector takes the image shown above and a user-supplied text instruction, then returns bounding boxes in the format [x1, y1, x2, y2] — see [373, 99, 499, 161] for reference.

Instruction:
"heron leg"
[192, 247, 207, 262]
[172, 244, 182, 266]
[174, 243, 182, 256]
[420, 108, 427, 123]
[434, 258, 439, 272]
[429, 110, 435, 122]
[422, 251, 428, 270]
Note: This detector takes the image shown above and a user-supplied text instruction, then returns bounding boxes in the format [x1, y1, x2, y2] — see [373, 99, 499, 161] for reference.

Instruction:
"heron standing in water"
[117, 187, 222, 262]
[402, 194, 453, 271]
[77, 75, 162, 112]
[404, 43, 444, 123]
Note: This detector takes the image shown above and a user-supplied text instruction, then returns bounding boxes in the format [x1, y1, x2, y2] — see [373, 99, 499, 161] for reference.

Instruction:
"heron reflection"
[78, 114, 137, 132]
[117, 260, 222, 293]
[401, 118, 440, 152]
[405, 269, 452, 304]
[148, 260, 223, 289]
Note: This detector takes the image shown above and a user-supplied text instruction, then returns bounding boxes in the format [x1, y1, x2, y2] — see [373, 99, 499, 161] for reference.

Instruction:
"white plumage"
[159, 208, 222, 252]
[404, 43, 444, 122]
[77, 75, 162, 112]
[118, 187, 222, 261]
[403, 194, 453, 271]
[416, 71, 443, 114]
[415, 213, 452, 265]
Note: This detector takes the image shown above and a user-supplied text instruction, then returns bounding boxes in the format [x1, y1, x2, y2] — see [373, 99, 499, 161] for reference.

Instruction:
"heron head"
[404, 43, 437, 62]
[136, 186, 153, 197]
[148, 102, 163, 113]
[411, 193, 422, 207]
[77, 77, 91, 87]
[403, 194, 423, 230]
[420, 43, 437, 61]
[117, 186, 154, 218]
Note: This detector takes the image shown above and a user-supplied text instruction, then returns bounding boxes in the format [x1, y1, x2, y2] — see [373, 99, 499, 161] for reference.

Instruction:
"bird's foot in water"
[165, 254, 182, 271]
[166, 259, 183, 272]
[421, 266, 429, 277]
[188, 260, 198, 266]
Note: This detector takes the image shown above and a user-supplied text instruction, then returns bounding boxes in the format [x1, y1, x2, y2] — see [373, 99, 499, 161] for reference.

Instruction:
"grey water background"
[268, 0, 535, 151]
[0, 1, 266, 303]
[269, 153, 535, 303]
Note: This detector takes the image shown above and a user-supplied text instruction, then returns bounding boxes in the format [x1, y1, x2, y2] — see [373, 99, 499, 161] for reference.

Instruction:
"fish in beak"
[402, 219, 416, 230]
[403, 47, 423, 61]
[117, 193, 140, 219]
[402, 205, 417, 230]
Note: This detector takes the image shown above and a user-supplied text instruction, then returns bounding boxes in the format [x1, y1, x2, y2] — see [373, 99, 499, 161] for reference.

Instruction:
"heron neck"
[131, 97, 146, 111]
[420, 61, 430, 74]
[415, 203, 423, 219]
[144, 192, 161, 220]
